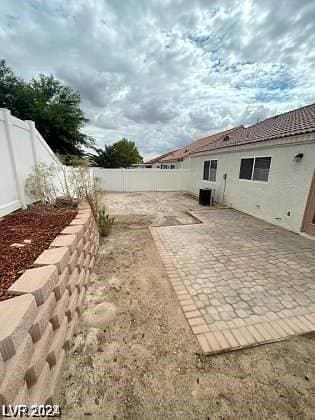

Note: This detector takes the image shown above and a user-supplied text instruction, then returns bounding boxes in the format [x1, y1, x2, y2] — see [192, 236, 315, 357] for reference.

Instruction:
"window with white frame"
[239, 156, 271, 182]
[203, 160, 217, 181]
[209, 160, 217, 181]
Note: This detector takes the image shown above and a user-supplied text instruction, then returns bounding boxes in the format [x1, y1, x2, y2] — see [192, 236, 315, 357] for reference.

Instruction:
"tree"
[88, 144, 118, 168]
[0, 59, 94, 157]
[89, 138, 143, 168]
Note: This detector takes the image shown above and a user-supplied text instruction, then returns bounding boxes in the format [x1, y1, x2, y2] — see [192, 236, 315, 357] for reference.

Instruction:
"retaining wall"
[0, 203, 99, 405]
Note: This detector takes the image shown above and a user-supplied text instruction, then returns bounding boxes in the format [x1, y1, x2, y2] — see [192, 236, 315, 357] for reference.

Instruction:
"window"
[253, 157, 271, 181]
[203, 161, 210, 180]
[209, 160, 217, 182]
[239, 158, 254, 180]
[239, 157, 271, 182]
[203, 160, 217, 181]
[170, 165, 175, 169]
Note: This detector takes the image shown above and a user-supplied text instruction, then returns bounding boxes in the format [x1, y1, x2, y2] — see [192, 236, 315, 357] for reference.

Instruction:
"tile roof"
[193, 103, 315, 154]
[160, 126, 242, 162]
[145, 149, 180, 164]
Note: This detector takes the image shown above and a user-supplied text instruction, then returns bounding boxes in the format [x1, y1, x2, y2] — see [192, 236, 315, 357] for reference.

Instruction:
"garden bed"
[0, 205, 77, 301]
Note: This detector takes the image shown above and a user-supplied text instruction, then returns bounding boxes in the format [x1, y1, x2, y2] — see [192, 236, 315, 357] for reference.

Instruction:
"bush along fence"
[0, 202, 99, 406]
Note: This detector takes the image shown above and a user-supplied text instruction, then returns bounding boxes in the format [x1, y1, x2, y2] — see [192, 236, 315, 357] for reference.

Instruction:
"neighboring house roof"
[160, 126, 243, 163]
[193, 103, 315, 155]
[145, 149, 180, 164]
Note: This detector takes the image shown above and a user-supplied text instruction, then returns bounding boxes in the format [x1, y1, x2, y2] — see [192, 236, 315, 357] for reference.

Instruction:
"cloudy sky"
[1, 0, 314, 160]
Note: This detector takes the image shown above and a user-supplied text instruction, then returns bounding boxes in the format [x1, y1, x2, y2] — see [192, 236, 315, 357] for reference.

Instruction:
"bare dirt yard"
[56, 192, 315, 419]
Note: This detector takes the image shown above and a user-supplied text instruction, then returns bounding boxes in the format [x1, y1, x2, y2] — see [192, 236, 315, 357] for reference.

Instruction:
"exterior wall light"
[294, 153, 304, 162]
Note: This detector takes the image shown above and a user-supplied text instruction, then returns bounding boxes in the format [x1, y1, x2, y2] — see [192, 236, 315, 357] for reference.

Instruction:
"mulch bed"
[0, 205, 77, 301]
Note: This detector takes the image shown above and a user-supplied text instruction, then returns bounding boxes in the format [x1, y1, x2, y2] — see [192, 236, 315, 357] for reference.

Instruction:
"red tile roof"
[160, 126, 242, 162]
[145, 149, 180, 164]
[193, 103, 315, 154]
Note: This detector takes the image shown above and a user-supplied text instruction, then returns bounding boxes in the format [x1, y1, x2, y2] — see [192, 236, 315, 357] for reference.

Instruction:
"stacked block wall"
[0, 203, 99, 405]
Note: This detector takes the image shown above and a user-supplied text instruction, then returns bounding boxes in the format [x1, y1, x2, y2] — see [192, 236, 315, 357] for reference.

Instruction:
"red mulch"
[0, 205, 77, 301]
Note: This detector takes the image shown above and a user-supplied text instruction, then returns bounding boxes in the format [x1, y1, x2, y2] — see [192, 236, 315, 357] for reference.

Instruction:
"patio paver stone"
[151, 209, 315, 354]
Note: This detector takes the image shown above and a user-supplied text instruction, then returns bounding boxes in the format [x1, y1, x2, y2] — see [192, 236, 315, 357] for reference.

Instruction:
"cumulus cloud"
[0, 0, 314, 159]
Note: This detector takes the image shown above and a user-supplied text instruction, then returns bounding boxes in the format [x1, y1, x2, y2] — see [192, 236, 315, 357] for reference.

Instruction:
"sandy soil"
[56, 193, 315, 419]
[102, 191, 204, 226]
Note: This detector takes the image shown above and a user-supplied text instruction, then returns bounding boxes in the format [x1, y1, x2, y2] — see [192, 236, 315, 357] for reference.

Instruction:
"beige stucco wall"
[187, 137, 315, 233]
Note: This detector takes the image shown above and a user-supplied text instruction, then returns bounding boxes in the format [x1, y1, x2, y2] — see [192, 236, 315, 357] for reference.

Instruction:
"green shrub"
[97, 208, 115, 237]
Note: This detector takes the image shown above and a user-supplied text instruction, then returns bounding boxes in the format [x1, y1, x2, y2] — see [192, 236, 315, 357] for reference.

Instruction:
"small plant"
[97, 208, 115, 237]
[25, 162, 58, 205]
[25, 157, 111, 238]
[63, 157, 100, 220]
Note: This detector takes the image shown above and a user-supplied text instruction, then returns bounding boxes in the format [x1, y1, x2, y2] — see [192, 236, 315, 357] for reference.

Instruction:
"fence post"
[2, 109, 27, 209]
[122, 168, 126, 192]
[153, 168, 156, 191]
[25, 120, 37, 166]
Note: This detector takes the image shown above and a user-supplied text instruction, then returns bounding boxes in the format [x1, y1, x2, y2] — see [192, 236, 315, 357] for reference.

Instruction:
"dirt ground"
[57, 192, 315, 419]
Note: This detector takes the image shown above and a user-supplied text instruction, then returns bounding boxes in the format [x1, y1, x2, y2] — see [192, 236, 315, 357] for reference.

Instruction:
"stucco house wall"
[187, 134, 315, 233]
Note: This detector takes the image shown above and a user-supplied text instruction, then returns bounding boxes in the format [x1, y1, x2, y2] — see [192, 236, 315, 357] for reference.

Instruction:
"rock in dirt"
[84, 328, 99, 353]
[102, 342, 120, 362]
[82, 302, 117, 329]
[107, 276, 121, 291]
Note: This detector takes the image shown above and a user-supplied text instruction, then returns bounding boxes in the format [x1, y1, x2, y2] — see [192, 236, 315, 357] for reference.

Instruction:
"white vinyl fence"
[93, 167, 192, 192]
[0, 108, 63, 217]
[0, 107, 194, 217]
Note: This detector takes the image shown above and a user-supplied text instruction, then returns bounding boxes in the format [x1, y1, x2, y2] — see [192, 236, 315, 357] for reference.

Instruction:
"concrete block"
[76, 287, 86, 316]
[28, 362, 50, 405]
[50, 234, 77, 254]
[70, 218, 88, 230]
[50, 289, 70, 330]
[0, 295, 37, 361]
[0, 353, 4, 386]
[61, 224, 85, 239]
[9, 266, 58, 306]
[64, 312, 79, 350]
[89, 256, 96, 271]
[83, 254, 91, 270]
[54, 267, 69, 301]
[66, 288, 79, 322]
[46, 349, 66, 404]
[46, 317, 67, 368]
[68, 249, 79, 274]
[75, 213, 92, 223]
[13, 381, 30, 406]
[90, 244, 97, 257]
[78, 201, 89, 209]
[34, 248, 70, 275]
[84, 269, 90, 287]
[76, 287, 86, 315]
[76, 237, 84, 254]
[0, 334, 33, 404]
[29, 292, 56, 343]
[76, 252, 85, 270]
[67, 267, 79, 295]
[25, 323, 54, 387]
[83, 240, 91, 257]
[77, 269, 85, 291]
[78, 208, 91, 215]
[83, 229, 90, 244]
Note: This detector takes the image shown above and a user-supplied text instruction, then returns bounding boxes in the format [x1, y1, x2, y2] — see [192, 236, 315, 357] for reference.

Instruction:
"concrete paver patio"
[151, 209, 315, 354]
